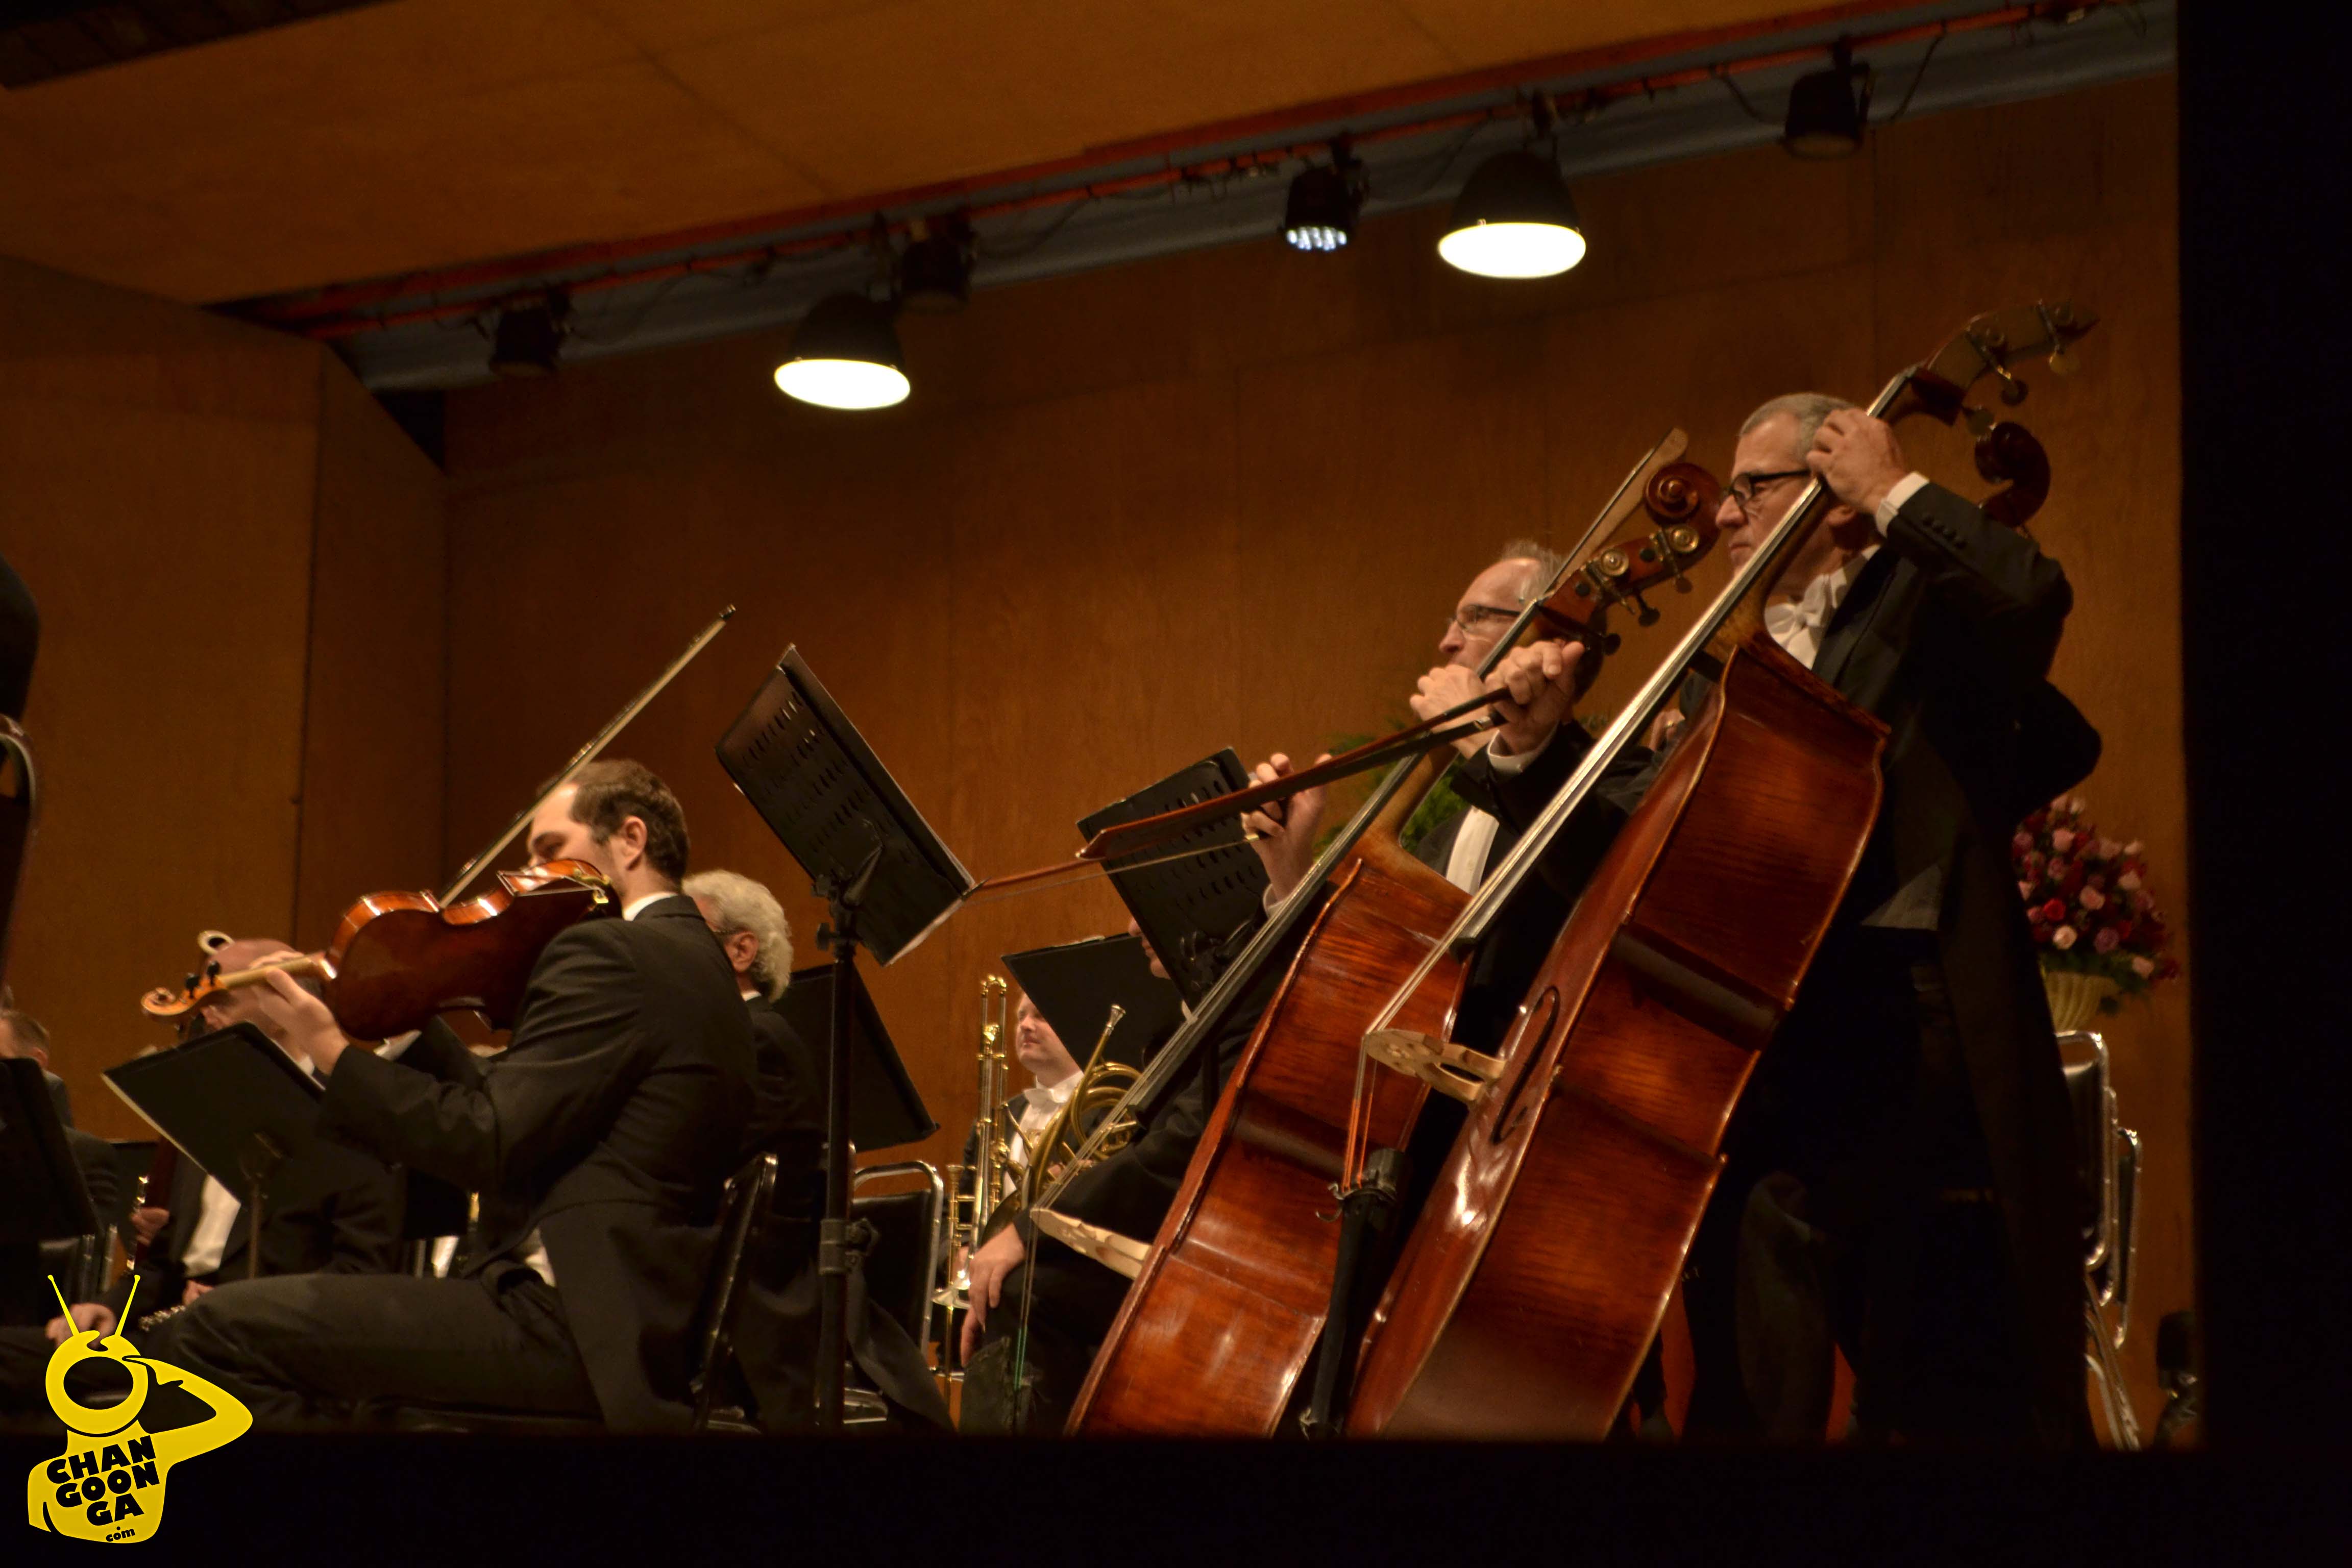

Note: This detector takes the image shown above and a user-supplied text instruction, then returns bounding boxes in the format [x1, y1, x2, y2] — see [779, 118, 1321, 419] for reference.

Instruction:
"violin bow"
[439, 606, 733, 902]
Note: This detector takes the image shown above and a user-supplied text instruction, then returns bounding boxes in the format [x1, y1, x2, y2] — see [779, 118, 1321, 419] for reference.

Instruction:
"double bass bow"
[136, 607, 733, 1040]
[1054, 435, 1723, 1436]
[1342, 302, 2096, 1437]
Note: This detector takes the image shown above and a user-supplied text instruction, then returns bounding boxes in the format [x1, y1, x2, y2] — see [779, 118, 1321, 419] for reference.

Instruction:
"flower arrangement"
[2012, 795, 2180, 1018]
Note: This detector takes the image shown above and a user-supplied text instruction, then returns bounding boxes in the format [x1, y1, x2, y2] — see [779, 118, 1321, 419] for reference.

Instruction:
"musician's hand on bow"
[129, 1206, 169, 1248]
[1486, 640, 1585, 758]
[1807, 409, 1911, 520]
[1413, 665, 1494, 760]
[180, 1281, 212, 1307]
[45, 1302, 114, 1344]
[962, 1225, 1027, 1359]
[1242, 752, 1330, 903]
[253, 959, 354, 1074]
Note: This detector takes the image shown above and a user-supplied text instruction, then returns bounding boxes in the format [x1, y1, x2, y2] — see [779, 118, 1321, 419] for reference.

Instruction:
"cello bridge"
[1361, 1030, 1504, 1105]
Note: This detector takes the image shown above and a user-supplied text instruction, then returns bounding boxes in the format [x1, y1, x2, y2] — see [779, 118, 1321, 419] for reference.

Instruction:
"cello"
[1058, 437, 1722, 1436]
[1343, 303, 2095, 1437]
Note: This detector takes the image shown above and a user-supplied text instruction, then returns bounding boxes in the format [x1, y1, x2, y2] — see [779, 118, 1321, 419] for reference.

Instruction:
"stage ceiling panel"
[0, 0, 1837, 304]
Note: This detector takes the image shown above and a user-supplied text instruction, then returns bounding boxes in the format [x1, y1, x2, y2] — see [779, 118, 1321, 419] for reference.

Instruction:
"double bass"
[1058, 436, 1723, 1435]
[1344, 302, 2095, 1436]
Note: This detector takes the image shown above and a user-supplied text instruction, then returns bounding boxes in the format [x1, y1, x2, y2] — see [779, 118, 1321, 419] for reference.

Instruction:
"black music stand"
[102, 1024, 318, 1278]
[1079, 750, 1271, 1006]
[0, 1058, 97, 1245]
[776, 961, 935, 1152]
[718, 646, 970, 1431]
[1001, 934, 1182, 1072]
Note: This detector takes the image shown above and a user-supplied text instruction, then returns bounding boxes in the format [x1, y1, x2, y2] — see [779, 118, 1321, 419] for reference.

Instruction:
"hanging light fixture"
[488, 290, 569, 377]
[1783, 42, 1873, 158]
[773, 292, 909, 410]
[1437, 148, 1586, 279]
[1284, 141, 1366, 253]
[898, 213, 974, 313]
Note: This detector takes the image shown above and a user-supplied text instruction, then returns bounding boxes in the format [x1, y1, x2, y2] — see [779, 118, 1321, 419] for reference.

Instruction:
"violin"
[140, 861, 612, 1040]
[134, 605, 733, 1042]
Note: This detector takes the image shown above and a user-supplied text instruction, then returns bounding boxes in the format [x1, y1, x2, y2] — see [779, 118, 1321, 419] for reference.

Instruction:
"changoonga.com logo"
[23, 1280, 250, 1544]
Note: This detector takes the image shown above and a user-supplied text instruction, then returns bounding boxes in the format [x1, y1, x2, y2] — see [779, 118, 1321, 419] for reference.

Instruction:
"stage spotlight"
[488, 291, 569, 377]
[773, 292, 910, 410]
[1437, 150, 1585, 279]
[1783, 43, 1872, 158]
[899, 214, 974, 313]
[1284, 146, 1365, 253]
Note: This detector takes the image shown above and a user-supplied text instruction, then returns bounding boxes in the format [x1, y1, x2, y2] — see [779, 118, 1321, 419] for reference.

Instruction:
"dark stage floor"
[5, 1428, 2341, 1563]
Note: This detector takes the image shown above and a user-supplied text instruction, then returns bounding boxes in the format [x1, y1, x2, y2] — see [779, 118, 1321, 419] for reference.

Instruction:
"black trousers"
[1685, 949, 2040, 1446]
[161, 1265, 598, 1427]
[959, 1243, 1133, 1435]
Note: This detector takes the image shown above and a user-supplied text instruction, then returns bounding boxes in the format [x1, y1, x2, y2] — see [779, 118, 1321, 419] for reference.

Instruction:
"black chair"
[2058, 1028, 2142, 1449]
[837, 1161, 944, 1425]
[390, 1151, 776, 1436]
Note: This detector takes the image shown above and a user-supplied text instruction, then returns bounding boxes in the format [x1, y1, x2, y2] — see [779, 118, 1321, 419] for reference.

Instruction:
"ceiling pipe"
[242, 1, 2104, 341]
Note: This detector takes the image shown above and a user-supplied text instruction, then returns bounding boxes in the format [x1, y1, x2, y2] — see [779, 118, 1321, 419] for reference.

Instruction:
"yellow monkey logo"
[24, 1279, 250, 1544]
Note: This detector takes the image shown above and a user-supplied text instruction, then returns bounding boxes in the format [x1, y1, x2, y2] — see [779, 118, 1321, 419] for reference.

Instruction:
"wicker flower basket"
[2043, 968, 2119, 1035]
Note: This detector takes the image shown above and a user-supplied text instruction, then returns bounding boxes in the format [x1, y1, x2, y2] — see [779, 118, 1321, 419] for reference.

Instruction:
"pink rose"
[2124, 840, 2143, 856]
[2052, 925, 2078, 950]
[2013, 831, 2033, 854]
[2017, 881, 2035, 901]
[2050, 828, 2076, 852]
[2095, 838, 2122, 860]
[2131, 955, 2156, 978]
[2094, 927, 2120, 954]
[2117, 871, 2141, 891]
[2079, 888, 2105, 911]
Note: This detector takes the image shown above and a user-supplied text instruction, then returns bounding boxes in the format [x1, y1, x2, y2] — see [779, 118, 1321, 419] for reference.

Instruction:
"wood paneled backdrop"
[4, 74, 2181, 1428]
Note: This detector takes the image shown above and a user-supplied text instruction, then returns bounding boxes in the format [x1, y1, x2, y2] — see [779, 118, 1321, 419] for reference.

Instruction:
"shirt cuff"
[1874, 472, 1930, 533]
[1487, 728, 1554, 776]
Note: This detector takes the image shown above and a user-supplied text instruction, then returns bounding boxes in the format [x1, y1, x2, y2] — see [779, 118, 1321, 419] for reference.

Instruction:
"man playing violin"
[1469, 396, 2097, 1446]
[163, 760, 756, 1431]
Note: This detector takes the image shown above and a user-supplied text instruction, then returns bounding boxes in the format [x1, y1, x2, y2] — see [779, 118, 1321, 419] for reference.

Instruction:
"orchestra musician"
[160, 760, 757, 1431]
[0, 1009, 122, 1417]
[966, 994, 1084, 1199]
[89, 940, 403, 1328]
[684, 865, 948, 1429]
[1463, 395, 2098, 1445]
[683, 869, 821, 1177]
[958, 542, 1626, 1433]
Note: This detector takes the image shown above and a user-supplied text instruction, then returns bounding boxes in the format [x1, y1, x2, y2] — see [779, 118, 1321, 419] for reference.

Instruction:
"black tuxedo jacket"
[745, 993, 823, 1191]
[1474, 480, 2095, 1442]
[321, 892, 755, 1432]
[105, 1127, 402, 1319]
[1, 1126, 124, 1328]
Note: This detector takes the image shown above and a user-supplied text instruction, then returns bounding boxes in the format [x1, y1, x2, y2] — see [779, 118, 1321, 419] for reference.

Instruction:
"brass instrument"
[1016, 1004, 1138, 1213]
[936, 975, 1013, 1363]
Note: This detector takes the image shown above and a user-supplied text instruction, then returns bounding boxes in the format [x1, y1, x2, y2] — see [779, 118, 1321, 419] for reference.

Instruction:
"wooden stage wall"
[0, 254, 445, 1135]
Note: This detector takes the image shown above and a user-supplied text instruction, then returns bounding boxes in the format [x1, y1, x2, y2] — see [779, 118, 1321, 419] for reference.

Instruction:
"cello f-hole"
[1489, 988, 1561, 1146]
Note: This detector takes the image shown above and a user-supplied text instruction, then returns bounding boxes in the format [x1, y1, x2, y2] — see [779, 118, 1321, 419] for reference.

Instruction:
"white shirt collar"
[622, 892, 674, 921]
[1035, 1067, 1083, 1106]
[1762, 546, 1877, 670]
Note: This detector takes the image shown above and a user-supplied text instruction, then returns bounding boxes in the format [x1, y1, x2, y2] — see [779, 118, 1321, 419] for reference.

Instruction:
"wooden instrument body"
[318, 864, 610, 1038]
[1067, 822, 1468, 1436]
[1348, 635, 1886, 1438]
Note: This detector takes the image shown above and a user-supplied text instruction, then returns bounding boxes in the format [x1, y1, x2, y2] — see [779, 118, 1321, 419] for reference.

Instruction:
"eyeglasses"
[1446, 603, 1522, 641]
[1723, 469, 1812, 516]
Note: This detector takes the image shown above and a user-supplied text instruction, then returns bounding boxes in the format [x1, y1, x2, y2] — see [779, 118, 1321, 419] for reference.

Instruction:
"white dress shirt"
[178, 1175, 241, 1277]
